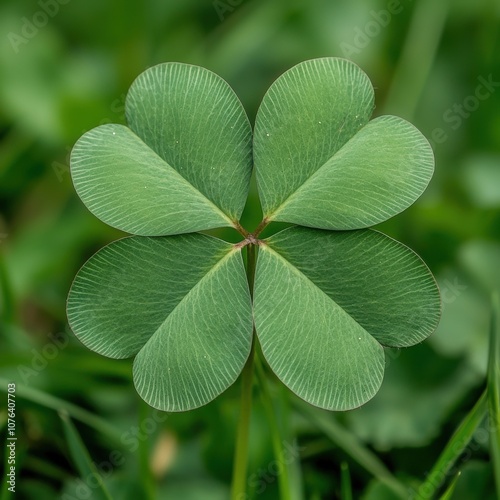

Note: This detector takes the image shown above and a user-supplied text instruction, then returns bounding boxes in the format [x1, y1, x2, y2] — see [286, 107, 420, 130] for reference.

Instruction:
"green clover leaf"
[254, 227, 440, 410]
[67, 234, 252, 411]
[254, 58, 434, 229]
[71, 63, 252, 236]
[68, 59, 440, 412]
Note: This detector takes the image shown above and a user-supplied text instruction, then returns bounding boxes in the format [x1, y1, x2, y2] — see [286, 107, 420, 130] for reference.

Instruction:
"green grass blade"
[0, 378, 121, 443]
[293, 400, 407, 499]
[438, 472, 461, 500]
[383, 0, 451, 118]
[59, 412, 113, 500]
[340, 462, 353, 500]
[488, 292, 500, 496]
[24, 456, 69, 482]
[414, 390, 488, 500]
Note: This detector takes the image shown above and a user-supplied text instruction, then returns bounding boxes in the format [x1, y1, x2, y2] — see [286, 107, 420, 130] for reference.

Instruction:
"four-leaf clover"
[67, 58, 441, 412]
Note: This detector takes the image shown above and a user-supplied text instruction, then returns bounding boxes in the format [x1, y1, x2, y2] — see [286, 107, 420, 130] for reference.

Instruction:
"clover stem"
[255, 353, 293, 500]
[231, 339, 255, 499]
[230, 243, 257, 500]
[246, 243, 257, 299]
[138, 403, 156, 500]
[253, 217, 270, 238]
[233, 220, 250, 238]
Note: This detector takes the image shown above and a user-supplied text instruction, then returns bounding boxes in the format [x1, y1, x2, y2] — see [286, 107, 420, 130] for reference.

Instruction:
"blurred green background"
[1, 0, 499, 498]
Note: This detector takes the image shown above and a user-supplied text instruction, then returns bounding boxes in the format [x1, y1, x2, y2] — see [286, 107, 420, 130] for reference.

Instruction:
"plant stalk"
[246, 243, 257, 298]
[138, 403, 156, 500]
[255, 355, 293, 500]
[253, 218, 270, 238]
[233, 220, 250, 238]
[231, 243, 257, 499]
